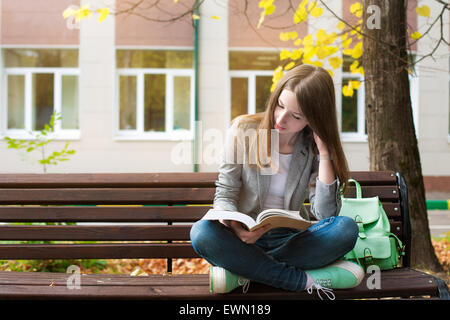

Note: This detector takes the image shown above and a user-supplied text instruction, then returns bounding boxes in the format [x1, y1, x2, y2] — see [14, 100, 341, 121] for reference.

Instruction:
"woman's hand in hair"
[313, 132, 329, 155]
[229, 221, 271, 244]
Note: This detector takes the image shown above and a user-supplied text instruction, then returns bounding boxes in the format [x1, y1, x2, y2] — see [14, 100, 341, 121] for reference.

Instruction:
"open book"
[201, 208, 318, 231]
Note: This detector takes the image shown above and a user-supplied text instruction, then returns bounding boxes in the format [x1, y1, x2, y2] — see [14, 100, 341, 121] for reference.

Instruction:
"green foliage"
[4, 111, 76, 173]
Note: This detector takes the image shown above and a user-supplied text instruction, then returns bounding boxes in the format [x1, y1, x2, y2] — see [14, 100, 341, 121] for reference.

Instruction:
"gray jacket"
[213, 119, 341, 221]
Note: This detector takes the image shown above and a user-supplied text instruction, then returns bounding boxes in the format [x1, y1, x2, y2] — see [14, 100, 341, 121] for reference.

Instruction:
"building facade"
[0, 0, 448, 190]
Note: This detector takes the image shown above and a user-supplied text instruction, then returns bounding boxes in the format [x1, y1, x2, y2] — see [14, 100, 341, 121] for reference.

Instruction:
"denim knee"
[336, 215, 359, 252]
[189, 219, 214, 255]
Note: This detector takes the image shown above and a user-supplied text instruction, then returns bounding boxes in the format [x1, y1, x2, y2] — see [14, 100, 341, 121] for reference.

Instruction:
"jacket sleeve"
[213, 120, 244, 212]
[308, 158, 342, 220]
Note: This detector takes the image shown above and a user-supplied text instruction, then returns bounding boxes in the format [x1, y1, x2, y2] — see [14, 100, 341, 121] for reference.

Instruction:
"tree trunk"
[362, 0, 442, 271]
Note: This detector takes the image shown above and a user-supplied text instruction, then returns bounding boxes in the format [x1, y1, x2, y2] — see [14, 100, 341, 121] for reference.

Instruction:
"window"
[2, 49, 79, 138]
[341, 56, 365, 141]
[340, 55, 419, 141]
[229, 51, 281, 122]
[115, 49, 194, 140]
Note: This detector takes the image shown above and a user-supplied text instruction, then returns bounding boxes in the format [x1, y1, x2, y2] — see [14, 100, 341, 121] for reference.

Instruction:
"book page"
[249, 216, 316, 231]
[201, 209, 257, 229]
[256, 209, 304, 223]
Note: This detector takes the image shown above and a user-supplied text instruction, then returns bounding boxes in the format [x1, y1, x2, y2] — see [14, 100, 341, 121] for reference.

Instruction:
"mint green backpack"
[339, 179, 404, 271]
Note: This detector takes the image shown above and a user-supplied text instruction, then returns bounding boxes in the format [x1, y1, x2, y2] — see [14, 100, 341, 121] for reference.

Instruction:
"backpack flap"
[352, 236, 391, 261]
[339, 197, 381, 225]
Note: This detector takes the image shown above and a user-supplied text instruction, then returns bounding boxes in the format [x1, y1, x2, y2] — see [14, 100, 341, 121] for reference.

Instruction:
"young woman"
[190, 64, 363, 299]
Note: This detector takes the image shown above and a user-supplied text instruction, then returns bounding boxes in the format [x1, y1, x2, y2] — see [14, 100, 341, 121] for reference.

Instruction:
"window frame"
[340, 71, 366, 142]
[114, 67, 195, 141]
[2, 66, 80, 140]
[227, 70, 274, 124]
[340, 66, 419, 143]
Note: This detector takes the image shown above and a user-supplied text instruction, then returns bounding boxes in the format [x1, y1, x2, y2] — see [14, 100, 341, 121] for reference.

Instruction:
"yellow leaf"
[303, 46, 316, 60]
[357, 66, 364, 75]
[350, 60, 359, 71]
[351, 80, 361, 90]
[350, 2, 363, 18]
[316, 46, 335, 59]
[273, 66, 283, 78]
[326, 32, 338, 45]
[174, 0, 178, 3]
[264, 4, 275, 15]
[351, 42, 363, 59]
[259, 0, 274, 9]
[316, 29, 328, 45]
[294, 1, 308, 24]
[416, 5, 430, 17]
[280, 31, 298, 41]
[294, 38, 302, 46]
[327, 69, 334, 77]
[270, 83, 277, 92]
[63, 7, 76, 19]
[410, 31, 422, 40]
[337, 21, 346, 31]
[284, 61, 296, 70]
[340, 33, 348, 41]
[211, 15, 221, 20]
[343, 84, 354, 97]
[342, 37, 352, 48]
[271, 66, 284, 91]
[75, 4, 92, 22]
[312, 60, 323, 67]
[280, 49, 292, 60]
[329, 56, 343, 69]
[97, 8, 109, 23]
[310, 7, 323, 18]
[291, 49, 303, 60]
[343, 48, 353, 56]
[280, 33, 290, 41]
[302, 34, 314, 47]
[307, 0, 317, 11]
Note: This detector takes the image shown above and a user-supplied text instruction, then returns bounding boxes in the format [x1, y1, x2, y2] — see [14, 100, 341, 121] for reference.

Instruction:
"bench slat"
[0, 188, 215, 205]
[0, 268, 439, 300]
[0, 219, 403, 243]
[0, 225, 191, 241]
[0, 206, 212, 222]
[0, 203, 401, 222]
[0, 185, 399, 205]
[0, 243, 198, 260]
[0, 173, 219, 188]
[0, 171, 396, 188]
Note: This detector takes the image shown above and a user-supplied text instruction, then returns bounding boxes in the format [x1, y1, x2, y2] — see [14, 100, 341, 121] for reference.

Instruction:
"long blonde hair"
[234, 64, 350, 193]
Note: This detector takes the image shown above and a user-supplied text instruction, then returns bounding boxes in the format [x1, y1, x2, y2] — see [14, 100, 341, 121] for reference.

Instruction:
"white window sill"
[2, 130, 81, 141]
[341, 133, 368, 143]
[114, 130, 194, 141]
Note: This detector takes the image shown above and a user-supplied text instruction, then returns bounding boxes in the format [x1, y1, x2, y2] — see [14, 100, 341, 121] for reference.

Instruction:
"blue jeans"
[189, 216, 358, 292]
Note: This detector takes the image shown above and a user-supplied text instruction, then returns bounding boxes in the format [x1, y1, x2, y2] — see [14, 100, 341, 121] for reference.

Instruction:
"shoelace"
[238, 278, 250, 293]
[306, 282, 335, 300]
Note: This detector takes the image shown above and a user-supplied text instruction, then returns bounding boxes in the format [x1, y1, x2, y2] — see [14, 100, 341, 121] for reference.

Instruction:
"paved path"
[428, 210, 450, 238]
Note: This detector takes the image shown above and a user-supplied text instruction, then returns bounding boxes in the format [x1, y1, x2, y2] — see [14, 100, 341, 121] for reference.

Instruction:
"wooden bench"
[0, 171, 448, 300]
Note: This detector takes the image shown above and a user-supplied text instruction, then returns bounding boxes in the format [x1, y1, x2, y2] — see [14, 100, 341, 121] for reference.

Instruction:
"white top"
[262, 152, 292, 210]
